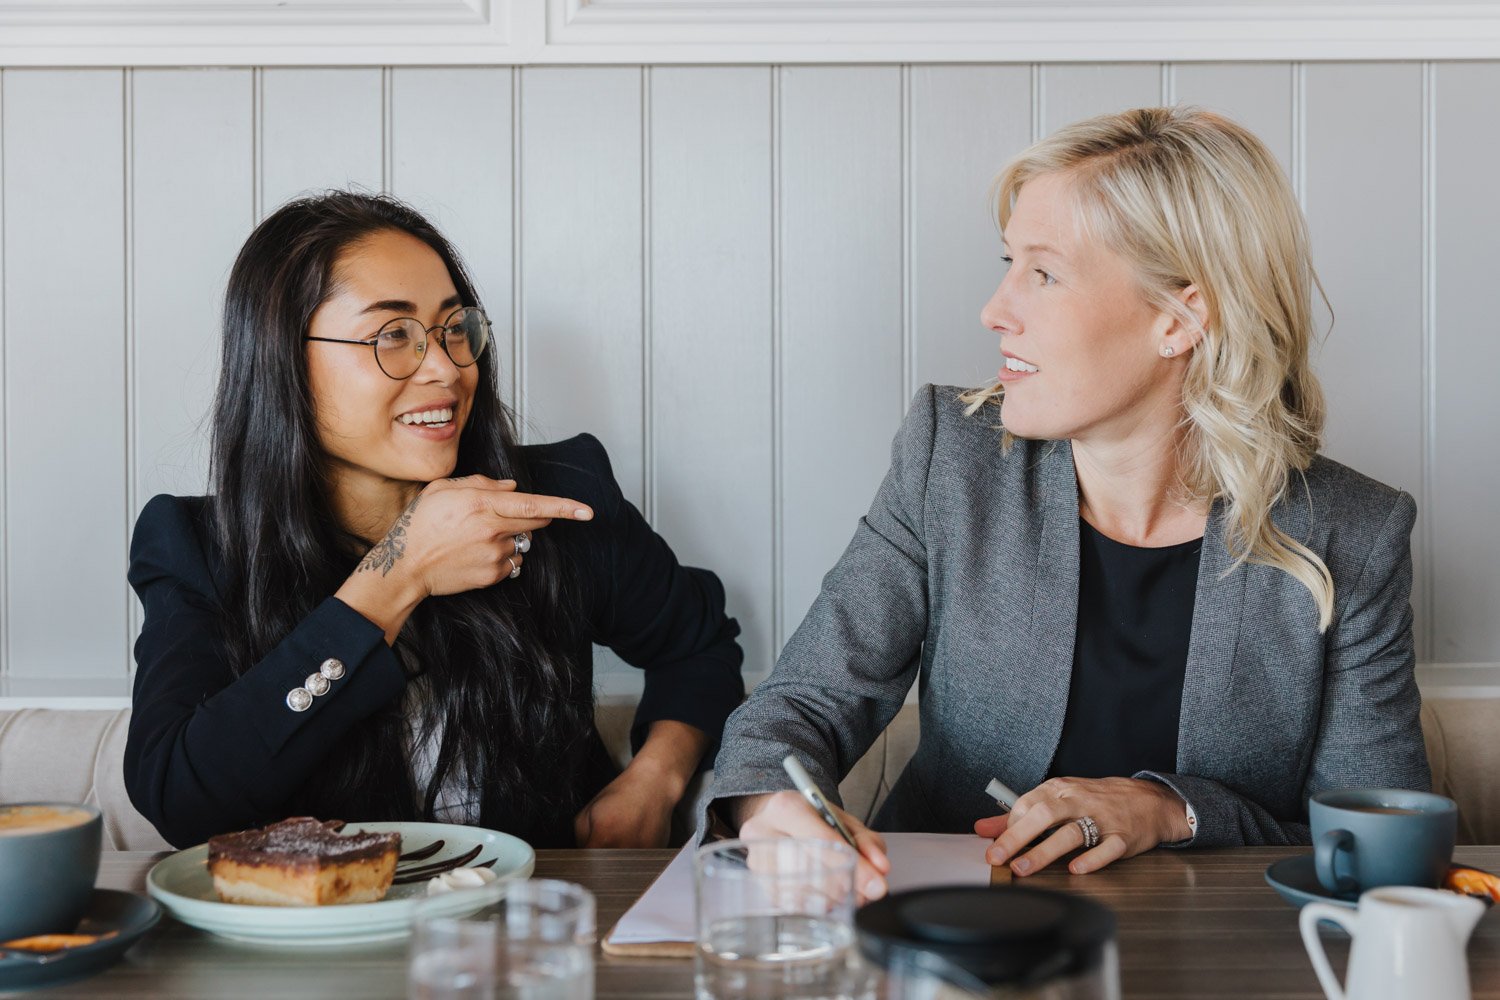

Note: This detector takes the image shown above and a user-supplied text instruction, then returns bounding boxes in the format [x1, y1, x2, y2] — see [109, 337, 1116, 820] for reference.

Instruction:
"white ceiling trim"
[2, 1, 1499, 66]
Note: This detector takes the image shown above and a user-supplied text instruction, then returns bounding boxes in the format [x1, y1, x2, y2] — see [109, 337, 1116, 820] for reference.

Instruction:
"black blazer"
[125, 434, 744, 848]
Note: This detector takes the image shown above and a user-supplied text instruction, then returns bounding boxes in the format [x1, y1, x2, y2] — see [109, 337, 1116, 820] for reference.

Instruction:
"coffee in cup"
[1310, 789, 1456, 896]
[0, 804, 94, 836]
[0, 802, 102, 942]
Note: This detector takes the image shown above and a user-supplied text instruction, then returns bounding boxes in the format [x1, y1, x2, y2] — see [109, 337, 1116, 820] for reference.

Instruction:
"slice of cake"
[207, 817, 401, 906]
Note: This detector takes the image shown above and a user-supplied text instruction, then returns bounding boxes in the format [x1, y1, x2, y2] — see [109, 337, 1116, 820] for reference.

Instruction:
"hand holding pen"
[734, 755, 892, 904]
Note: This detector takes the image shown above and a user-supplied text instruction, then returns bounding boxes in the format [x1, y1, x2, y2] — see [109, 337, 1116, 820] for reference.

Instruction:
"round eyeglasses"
[305, 305, 491, 380]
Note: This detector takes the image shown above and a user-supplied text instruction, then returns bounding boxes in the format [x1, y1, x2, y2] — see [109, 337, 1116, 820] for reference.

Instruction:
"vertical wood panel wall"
[2, 62, 1495, 690]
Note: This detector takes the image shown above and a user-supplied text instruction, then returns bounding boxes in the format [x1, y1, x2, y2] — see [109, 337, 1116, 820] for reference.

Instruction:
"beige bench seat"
[1, 697, 1495, 850]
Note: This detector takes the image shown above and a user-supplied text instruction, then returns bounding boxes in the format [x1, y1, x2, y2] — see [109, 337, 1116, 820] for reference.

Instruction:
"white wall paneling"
[3, 60, 1498, 695]
[908, 66, 1032, 395]
[0, 69, 6, 679]
[1040, 64, 1164, 136]
[517, 67, 643, 504]
[648, 67, 775, 682]
[9, 3, 1500, 65]
[260, 69, 384, 216]
[516, 67, 644, 684]
[1171, 63, 1294, 176]
[1431, 63, 1500, 662]
[388, 68, 516, 403]
[778, 66, 905, 646]
[129, 68, 256, 642]
[1302, 63, 1428, 658]
[131, 69, 254, 509]
[2, 70, 127, 678]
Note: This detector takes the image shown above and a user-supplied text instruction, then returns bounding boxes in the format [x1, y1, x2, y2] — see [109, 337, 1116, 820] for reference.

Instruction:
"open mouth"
[1003, 356, 1039, 374]
[397, 406, 455, 429]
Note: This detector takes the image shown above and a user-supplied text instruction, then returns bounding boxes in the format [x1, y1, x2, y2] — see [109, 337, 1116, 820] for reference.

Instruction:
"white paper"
[606, 837, 699, 944]
[605, 832, 993, 946]
[880, 832, 993, 896]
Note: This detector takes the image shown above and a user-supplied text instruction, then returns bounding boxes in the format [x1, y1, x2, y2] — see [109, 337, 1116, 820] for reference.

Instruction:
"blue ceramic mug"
[1310, 789, 1456, 896]
[0, 802, 102, 941]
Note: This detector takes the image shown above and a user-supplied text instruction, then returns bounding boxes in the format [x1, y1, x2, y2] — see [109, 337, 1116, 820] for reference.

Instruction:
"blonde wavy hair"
[962, 106, 1335, 629]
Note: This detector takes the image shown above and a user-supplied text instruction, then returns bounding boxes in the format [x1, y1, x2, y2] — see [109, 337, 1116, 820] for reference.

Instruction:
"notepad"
[602, 832, 998, 957]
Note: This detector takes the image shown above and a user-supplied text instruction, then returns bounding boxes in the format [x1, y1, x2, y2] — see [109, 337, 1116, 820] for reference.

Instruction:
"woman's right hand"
[336, 476, 592, 642]
[388, 476, 593, 598]
[736, 790, 892, 904]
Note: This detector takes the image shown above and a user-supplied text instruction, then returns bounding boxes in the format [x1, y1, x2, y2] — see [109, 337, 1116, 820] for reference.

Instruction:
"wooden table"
[10, 847, 1498, 998]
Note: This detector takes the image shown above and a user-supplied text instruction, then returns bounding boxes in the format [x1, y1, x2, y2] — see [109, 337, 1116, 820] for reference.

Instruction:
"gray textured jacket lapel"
[1176, 501, 1247, 776]
[1018, 440, 1081, 791]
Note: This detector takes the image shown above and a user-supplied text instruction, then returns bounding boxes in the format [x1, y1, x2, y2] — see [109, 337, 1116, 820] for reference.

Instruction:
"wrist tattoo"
[358, 494, 421, 576]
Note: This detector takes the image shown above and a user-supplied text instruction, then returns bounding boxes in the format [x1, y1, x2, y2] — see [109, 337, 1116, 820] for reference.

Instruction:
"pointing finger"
[489, 492, 593, 521]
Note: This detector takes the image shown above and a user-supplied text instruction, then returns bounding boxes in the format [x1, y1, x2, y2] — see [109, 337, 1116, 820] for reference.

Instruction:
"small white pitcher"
[1300, 885, 1485, 1000]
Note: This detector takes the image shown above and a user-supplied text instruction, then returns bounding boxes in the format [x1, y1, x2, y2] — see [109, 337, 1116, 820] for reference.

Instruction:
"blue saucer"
[1264, 854, 1359, 910]
[0, 889, 161, 992]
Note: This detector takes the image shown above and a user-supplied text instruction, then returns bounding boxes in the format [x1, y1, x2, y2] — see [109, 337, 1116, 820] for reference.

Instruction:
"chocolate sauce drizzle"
[399, 840, 444, 863]
[391, 843, 495, 886]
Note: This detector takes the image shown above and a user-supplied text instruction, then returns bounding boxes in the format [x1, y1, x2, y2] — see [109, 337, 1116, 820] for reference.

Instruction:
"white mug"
[1299, 886, 1484, 1000]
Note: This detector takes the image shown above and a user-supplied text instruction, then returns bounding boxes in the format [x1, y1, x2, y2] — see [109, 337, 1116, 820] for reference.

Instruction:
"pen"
[985, 777, 1019, 814]
[782, 754, 859, 851]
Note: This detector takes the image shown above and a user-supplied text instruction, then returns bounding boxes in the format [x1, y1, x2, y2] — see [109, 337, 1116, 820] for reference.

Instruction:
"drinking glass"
[695, 838, 866, 1000]
[408, 878, 595, 1000]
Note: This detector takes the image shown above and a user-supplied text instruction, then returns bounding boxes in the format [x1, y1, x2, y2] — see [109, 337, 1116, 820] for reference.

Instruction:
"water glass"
[408, 878, 595, 1000]
[695, 838, 865, 1000]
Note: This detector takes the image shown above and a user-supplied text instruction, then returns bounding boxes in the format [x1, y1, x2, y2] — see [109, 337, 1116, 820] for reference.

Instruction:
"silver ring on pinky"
[515, 532, 532, 555]
[1075, 815, 1100, 850]
[507, 556, 522, 580]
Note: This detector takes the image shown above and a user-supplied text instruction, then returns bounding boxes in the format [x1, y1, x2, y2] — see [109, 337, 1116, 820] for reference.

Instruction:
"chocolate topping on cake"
[208, 817, 400, 866]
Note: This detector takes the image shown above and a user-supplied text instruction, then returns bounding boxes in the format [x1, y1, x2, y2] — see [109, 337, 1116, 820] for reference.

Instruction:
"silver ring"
[507, 556, 521, 580]
[515, 532, 531, 555]
[1075, 816, 1100, 850]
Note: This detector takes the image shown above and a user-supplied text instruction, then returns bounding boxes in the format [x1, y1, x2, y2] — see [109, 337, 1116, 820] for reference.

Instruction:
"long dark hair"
[210, 191, 594, 842]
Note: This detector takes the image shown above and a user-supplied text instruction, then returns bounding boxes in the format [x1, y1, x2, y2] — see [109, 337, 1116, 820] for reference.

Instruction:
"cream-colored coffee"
[1348, 806, 1423, 816]
[0, 805, 92, 835]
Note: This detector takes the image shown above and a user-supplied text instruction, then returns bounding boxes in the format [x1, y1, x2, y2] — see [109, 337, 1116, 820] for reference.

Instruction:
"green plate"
[146, 821, 534, 946]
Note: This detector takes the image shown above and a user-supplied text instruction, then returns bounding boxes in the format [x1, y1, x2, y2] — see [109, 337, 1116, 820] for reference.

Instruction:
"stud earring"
[1161, 345, 1176, 357]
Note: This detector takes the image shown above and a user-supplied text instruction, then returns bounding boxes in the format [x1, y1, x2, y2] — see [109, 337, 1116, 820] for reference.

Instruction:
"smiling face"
[980, 171, 1186, 446]
[306, 228, 478, 510]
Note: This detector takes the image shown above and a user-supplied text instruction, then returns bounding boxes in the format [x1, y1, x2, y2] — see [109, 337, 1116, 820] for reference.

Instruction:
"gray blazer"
[708, 385, 1430, 847]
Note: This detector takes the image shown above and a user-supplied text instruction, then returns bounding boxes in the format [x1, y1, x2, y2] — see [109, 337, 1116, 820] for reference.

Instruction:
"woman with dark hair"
[125, 191, 744, 849]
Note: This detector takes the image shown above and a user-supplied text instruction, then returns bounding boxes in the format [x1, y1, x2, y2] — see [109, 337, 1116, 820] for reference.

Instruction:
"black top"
[125, 434, 744, 849]
[1048, 518, 1202, 780]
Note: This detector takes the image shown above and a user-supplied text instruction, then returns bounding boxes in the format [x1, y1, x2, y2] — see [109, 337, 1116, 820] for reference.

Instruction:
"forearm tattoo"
[358, 494, 421, 576]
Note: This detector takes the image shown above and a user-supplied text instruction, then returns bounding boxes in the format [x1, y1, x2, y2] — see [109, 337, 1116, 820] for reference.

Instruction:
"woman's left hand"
[573, 767, 677, 848]
[975, 776, 1193, 877]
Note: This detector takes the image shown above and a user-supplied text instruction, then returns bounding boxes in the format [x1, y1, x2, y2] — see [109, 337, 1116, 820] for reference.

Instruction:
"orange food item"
[1, 932, 116, 952]
[207, 817, 400, 906]
[1444, 865, 1500, 904]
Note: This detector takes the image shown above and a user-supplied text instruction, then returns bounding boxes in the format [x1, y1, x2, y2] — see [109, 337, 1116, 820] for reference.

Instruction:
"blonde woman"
[707, 107, 1429, 898]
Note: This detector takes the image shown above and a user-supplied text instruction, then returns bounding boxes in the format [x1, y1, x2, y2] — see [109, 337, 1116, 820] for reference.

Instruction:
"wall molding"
[549, 2, 1500, 63]
[4, 1, 1500, 65]
[0, 0, 517, 66]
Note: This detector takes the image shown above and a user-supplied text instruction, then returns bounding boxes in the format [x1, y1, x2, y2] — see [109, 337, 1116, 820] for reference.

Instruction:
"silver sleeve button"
[319, 657, 346, 681]
[286, 687, 314, 712]
[305, 673, 331, 697]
